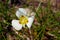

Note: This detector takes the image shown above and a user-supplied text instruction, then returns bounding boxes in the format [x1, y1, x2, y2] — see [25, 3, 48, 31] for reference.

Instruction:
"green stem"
[2, 32, 6, 40]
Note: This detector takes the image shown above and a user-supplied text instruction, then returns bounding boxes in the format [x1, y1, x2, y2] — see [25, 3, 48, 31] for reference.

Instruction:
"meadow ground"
[0, 0, 60, 40]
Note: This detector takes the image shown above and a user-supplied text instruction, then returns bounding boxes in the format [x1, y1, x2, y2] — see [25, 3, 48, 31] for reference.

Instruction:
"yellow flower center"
[19, 15, 28, 25]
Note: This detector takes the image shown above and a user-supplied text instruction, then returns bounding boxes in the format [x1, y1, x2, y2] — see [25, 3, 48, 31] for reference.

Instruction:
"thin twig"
[29, 29, 33, 40]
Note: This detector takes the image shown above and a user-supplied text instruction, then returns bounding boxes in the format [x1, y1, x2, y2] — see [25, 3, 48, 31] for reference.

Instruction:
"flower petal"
[16, 8, 27, 18]
[26, 16, 34, 28]
[31, 12, 35, 16]
[12, 20, 22, 30]
[25, 8, 35, 17]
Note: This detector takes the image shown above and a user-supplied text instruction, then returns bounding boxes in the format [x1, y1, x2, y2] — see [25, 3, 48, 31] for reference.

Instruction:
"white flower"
[12, 8, 35, 30]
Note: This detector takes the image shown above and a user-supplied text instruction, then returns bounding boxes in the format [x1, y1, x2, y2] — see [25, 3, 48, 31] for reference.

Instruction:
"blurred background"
[0, 0, 60, 40]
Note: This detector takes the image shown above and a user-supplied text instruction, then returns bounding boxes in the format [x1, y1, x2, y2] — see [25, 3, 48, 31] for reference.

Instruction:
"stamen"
[19, 15, 28, 25]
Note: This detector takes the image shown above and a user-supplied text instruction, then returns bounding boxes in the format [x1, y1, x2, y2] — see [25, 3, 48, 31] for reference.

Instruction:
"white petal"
[26, 16, 34, 28]
[25, 8, 35, 16]
[25, 8, 32, 14]
[16, 8, 27, 18]
[31, 12, 35, 16]
[12, 20, 22, 30]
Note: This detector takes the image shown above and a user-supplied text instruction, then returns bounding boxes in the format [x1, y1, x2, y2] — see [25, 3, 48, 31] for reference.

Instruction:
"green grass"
[0, 0, 60, 40]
